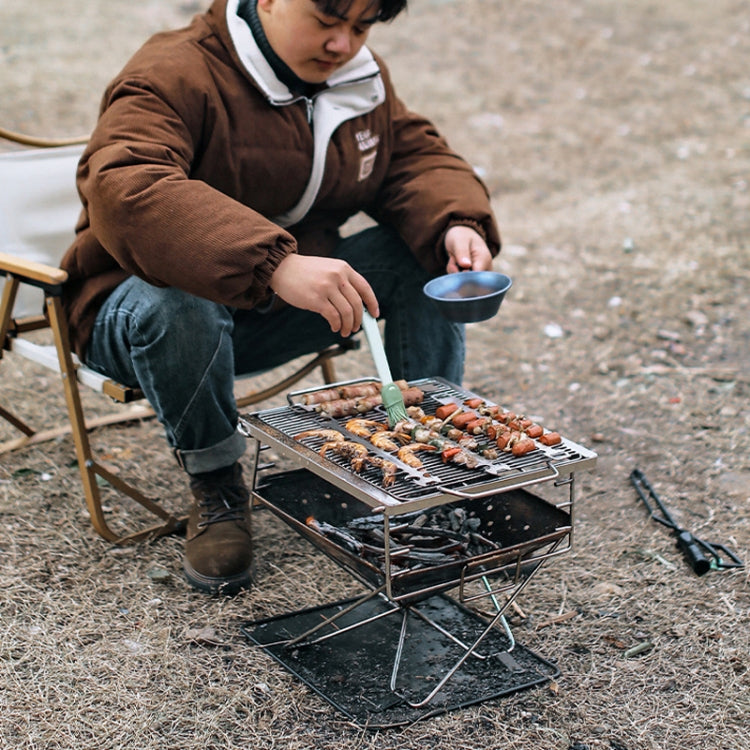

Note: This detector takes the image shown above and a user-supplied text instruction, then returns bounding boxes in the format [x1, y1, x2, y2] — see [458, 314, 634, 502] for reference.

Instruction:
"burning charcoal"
[469, 531, 501, 555]
[400, 525, 468, 544]
[330, 501, 509, 574]
[345, 515, 385, 531]
[360, 528, 406, 552]
[400, 550, 460, 565]
[449, 507, 467, 532]
[346, 508, 424, 530]
[465, 517, 482, 532]
[360, 541, 411, 558]
[363, 527, 386, 544]
[305, 517, 363, 554]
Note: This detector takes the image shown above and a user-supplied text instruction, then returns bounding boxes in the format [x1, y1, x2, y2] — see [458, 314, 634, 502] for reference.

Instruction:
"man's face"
[257, 0, 380, 84]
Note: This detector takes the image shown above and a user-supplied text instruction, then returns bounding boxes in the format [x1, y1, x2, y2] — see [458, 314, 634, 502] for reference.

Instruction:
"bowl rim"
[423, 271, 513, 302]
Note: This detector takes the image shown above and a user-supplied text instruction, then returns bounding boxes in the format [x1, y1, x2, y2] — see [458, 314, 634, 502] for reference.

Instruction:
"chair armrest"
[0, 251, 68, 288]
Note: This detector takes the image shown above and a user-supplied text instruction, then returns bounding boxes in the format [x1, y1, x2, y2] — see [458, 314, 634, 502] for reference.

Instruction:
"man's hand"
[444, 225, 493, 273]
[269, 254, 379, 337]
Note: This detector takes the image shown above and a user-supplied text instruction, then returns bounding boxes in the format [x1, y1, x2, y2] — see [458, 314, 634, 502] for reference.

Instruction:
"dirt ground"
[1, 0, 749, 748]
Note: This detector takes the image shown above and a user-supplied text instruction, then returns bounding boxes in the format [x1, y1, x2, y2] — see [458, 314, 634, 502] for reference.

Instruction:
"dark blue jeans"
[85, 226, 465, 473]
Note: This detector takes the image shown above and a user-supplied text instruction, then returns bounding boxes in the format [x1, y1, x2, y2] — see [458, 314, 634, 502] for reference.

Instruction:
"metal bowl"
[423, 271, 513, 323]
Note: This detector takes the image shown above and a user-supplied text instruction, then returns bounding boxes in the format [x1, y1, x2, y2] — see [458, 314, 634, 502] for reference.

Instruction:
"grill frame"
[242, 377, 595, 603]
[240, 378, 598, 711]
[252, 467, 575, 604]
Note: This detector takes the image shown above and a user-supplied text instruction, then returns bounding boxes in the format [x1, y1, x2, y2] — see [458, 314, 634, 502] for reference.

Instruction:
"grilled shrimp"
[294, 429, 345, 443]
[319, 440, 370, 472]
[406, 406, 426, 420]
[369, 430, 406, 452]
[345, 418, 387, 438]
[366, 456, 398, 487]
[397, 443, 437, 469]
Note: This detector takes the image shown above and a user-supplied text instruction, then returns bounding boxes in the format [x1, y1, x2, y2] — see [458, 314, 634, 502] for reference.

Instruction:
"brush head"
[381, 382, 409, 427]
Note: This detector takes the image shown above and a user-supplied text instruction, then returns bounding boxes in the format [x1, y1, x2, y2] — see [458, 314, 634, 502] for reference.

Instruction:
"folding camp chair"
[0, 127, 355, 544]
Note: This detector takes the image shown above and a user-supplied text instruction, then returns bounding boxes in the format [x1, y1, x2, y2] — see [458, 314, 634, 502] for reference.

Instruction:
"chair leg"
[0, 275, 38, 444]
[320, 356, 337, 384]
[0, 403, 36, 438]
[45, 296, 184, 544]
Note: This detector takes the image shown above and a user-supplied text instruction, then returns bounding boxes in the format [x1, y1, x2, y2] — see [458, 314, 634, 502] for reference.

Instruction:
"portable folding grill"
[239, 377, 597, 726]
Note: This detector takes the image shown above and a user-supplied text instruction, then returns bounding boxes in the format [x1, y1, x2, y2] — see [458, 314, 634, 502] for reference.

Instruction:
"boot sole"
[183, 560, 252, 595]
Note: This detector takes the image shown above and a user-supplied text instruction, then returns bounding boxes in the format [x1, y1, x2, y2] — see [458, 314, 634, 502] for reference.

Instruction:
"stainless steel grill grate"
[240, 377, 596, 513]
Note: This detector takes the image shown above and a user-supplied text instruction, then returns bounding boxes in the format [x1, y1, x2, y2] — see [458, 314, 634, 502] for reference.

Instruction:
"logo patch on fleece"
[355, 129, 380, 182]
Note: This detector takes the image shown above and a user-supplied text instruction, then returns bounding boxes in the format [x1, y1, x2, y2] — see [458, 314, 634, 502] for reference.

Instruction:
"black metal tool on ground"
[630, 468, 744, 576]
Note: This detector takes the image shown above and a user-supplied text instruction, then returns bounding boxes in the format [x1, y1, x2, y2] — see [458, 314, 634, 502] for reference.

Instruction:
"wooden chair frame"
[0, 128, 355, 543]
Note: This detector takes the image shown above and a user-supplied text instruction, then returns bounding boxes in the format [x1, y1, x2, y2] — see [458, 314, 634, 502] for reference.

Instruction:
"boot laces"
[195, 482, 248, 528]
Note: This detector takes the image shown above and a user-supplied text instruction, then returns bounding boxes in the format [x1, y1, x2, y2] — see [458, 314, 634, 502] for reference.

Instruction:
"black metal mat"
[241, 594, 558, 728]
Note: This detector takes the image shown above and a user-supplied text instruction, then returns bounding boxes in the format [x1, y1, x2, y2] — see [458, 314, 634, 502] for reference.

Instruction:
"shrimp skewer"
[397, 443, 437, 469]
[294, 429, 345, 443]
[319, 439, 398, 487]
[370, 430, 408, 452]
[366, 456, 398, 487]
[345, 418, 387, 438]
[319, 440, 370, 473]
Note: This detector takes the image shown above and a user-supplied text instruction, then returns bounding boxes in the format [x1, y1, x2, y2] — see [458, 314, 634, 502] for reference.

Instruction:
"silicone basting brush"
[361, 310, 408, 427]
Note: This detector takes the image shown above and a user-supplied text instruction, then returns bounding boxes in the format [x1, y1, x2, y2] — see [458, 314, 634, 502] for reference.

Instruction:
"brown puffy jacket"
[61, 0, 500, 356]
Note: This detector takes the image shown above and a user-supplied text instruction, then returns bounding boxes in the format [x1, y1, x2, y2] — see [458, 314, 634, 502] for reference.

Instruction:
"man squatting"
[61, 0, 501, 593]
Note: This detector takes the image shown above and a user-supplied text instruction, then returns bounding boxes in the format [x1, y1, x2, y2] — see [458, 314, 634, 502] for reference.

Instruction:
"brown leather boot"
[183, 462, 252, 594]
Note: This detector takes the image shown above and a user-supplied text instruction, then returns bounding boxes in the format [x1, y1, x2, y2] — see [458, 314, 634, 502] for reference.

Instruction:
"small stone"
[147, 567, 171, 583]
[685, 310, 708, 327]
[657, 329, 681, 342]
[544, 322, 564, 338]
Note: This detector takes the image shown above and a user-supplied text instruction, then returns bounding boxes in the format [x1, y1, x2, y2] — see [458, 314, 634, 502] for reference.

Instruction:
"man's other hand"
[444, 225, 493, 274]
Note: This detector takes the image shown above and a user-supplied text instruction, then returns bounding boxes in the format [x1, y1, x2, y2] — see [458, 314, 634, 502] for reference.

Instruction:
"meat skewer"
[300, 381, 381, 405]
[316, 385, 424, 418]
[427, 398, 564, 455]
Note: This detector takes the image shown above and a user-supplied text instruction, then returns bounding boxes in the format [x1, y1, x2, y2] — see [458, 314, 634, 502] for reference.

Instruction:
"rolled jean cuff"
[174, 429, 247, 475]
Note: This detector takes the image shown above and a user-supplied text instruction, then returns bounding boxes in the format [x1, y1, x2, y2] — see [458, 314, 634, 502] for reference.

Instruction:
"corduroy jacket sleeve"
[365, 60, 501, 275]
[77, 72, 296, 310]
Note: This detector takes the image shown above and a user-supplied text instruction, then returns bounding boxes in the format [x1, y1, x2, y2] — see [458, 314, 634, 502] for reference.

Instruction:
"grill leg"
[391, 605, 514, 709]
[390, 560, 547, 708]
[255, 584, 396, 649]
[482, 575, 516, 651]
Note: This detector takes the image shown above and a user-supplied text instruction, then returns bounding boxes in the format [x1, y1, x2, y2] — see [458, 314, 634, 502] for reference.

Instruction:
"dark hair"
[314, 0, 408, 23]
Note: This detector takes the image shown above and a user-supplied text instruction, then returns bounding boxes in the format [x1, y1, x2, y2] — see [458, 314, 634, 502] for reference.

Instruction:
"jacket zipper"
[290, 69, 381, 126]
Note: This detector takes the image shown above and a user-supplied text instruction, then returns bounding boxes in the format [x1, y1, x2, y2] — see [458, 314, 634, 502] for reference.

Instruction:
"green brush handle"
[361, 310, 394, 385]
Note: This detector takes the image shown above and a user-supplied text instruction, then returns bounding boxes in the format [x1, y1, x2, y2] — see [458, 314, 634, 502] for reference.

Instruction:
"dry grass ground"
[1, 1, 749, 748]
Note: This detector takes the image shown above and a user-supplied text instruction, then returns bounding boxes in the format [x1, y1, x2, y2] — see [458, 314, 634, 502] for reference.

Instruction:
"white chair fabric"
[0, 144, 84, 316]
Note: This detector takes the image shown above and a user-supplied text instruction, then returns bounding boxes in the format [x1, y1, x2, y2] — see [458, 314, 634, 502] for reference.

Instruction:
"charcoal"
[308, 502, 504, 573]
